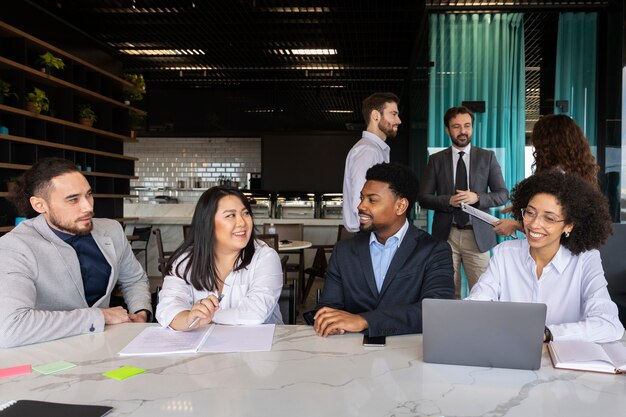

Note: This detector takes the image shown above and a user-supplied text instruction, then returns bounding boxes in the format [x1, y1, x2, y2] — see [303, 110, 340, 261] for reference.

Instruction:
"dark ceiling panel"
[26, 0, 423, 131]
[24, 0, 611, 133]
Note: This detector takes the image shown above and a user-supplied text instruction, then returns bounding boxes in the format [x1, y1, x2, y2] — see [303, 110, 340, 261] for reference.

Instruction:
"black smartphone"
[363, 335, 386, 347]
[302, 310, 316, 326]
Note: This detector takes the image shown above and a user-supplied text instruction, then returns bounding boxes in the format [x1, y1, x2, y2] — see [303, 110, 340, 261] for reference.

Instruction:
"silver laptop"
[422, 299, 547, 370]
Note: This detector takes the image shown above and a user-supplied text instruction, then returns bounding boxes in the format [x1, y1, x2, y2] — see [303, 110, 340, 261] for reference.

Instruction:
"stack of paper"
[118, 324, 275, 356]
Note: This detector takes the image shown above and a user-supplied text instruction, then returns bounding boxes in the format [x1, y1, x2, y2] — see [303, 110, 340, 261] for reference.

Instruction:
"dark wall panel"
[262, 133, 357, 193]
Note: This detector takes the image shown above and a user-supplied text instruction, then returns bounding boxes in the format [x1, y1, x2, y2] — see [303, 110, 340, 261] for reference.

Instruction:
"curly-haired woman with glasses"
[468, 171, 623, 343]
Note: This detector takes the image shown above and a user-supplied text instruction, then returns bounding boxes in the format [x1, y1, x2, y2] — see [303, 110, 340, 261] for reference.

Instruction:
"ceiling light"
[269, 49, 337, 56]
[290, 49, 337, 55]
[293, 64, 342, 70]
[264, 7, 330, 13]
[162, 66, 214, 70]
[93, 7, 180, 13]
[326, 110, 353, 114]
[243, 109, 283, 113]
[119, 49, 205, 56]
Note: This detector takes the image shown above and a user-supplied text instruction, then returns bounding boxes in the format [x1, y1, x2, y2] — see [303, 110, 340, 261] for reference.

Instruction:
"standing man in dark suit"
[418, 106, 508, 298]
[314, 163, 454, 337]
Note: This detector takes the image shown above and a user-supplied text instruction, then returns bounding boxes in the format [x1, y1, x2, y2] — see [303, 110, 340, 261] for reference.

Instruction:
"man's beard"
[358, 212, 376, 233]
[378, 119, 398, 138]
[49, 212, 94, 235]
[451, 134, 471, 148]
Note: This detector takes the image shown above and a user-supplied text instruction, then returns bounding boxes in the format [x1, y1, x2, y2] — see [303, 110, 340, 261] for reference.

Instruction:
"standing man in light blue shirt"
[342, 92, 401, 232]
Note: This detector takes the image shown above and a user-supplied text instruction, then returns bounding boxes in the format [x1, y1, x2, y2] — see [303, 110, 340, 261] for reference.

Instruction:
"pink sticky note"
[0, 364, 32, 378]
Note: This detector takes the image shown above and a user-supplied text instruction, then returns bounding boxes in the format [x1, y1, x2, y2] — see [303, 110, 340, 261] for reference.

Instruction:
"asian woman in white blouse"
[156, 186, 283, 330]
[468, 171, 624, 343]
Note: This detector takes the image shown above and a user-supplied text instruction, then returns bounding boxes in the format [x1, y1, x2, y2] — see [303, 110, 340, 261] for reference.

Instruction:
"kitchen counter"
[124, 204, 343, 277]
[123, 204, 343, 226]
[126, 217, 343, 226]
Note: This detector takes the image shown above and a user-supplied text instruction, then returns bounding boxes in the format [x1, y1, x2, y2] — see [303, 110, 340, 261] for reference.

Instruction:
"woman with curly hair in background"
[494, 115, 600, 236]
[468, 171, 623, 343]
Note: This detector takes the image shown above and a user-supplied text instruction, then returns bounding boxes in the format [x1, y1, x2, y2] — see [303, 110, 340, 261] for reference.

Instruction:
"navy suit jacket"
[318, 224, 454, 336]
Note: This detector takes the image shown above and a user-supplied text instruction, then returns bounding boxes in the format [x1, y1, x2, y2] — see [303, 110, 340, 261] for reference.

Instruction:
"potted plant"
[25, 87, 50, 114]
[123, 73, 146, 103]
[37, 51, 65, 74]
[129, 110, 146, 138]
[77, 104, 97, 127]
[0, 80, 19, 105]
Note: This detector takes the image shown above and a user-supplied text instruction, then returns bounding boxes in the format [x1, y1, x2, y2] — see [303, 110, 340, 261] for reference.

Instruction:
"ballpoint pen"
[188, 294, 223, 329]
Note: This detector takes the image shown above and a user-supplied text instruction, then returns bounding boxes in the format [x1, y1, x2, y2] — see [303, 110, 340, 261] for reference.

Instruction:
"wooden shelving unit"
[0, 20, 143, 224]
[0, 56, 146, 115]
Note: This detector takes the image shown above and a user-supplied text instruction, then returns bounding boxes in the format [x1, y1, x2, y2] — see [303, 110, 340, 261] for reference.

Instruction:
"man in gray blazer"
[0, 158, 152, 348]
[315, 163, 454, 337]
[418, 106, 508, 298]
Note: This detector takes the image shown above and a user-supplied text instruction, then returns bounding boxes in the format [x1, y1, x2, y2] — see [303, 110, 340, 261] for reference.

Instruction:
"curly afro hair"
[510, 170, 612, 255]
[366, 162, 419, 216]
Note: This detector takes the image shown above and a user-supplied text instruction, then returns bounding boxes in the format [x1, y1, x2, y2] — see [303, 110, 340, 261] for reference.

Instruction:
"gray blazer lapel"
[91, 230, 116, 296]
[442, 147, 454, 192]
[358, 234, 379, 298]
[469, 147, 480, 191]
[378, 226, 418, 298]
[32, 215, 87, 303]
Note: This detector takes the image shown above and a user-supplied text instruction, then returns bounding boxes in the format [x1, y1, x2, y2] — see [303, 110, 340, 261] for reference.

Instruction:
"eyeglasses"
[520, 208, 565, 227]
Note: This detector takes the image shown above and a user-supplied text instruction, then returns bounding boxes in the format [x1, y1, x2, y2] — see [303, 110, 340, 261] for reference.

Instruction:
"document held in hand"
[461, 203, 516, 238]
[460, 202, 499, 225]
[547, 340, 626, 374]
[118, 324, 276, 356]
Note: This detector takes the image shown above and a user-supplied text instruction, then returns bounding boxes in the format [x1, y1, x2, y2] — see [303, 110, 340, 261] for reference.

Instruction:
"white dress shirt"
[342, 131, 390, 232]
[451, 144, 471, 185]
[451, 145, 473, 225]
[156, 241, 284, 327]
[467, 239, 624, 343]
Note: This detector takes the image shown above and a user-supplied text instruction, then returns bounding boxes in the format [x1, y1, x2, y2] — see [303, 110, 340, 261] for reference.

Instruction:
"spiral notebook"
[0, 400, 112, 417]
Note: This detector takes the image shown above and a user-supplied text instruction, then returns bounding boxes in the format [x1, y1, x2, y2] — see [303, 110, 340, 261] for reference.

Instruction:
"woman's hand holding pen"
[186, 295, 221, 330]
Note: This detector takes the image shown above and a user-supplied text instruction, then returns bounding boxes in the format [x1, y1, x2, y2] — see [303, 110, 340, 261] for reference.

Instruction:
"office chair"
[131, 226, 152, 272]
[599, 223, 626, 326]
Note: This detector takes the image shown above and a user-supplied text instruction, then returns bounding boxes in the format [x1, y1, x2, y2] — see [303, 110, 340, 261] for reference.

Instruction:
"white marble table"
[2, 324, 625, 417]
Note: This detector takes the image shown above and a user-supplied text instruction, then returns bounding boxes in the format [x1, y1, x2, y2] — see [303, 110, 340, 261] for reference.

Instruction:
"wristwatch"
[544, 326, 553, 343]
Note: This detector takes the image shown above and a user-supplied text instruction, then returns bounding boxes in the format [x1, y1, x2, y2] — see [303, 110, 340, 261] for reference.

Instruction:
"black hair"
[166, 186, 257, 291]
[444, 106, 475, 127]
[8, 157, 78, 216]
[365, 162, 419, 216]
[510, 170, 612, 255]
[361, 92, 399, 124]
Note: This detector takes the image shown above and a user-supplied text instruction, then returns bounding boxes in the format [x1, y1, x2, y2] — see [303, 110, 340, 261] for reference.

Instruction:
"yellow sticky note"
[102, 366, 146, 381]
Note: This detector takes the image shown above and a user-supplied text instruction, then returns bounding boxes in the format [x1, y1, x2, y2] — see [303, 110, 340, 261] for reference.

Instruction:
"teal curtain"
[428, 13, 525, 192]
[427, 13, 526, 296]
[554, 12, 597, 147]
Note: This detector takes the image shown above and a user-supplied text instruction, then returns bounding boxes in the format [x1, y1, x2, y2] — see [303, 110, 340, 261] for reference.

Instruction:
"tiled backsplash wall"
[124, 137, 261, 203]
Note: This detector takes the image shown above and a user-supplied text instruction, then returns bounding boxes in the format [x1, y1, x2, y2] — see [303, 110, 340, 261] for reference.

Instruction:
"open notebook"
[118, 324, 275, 356]
[548, 340, 626, 374]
